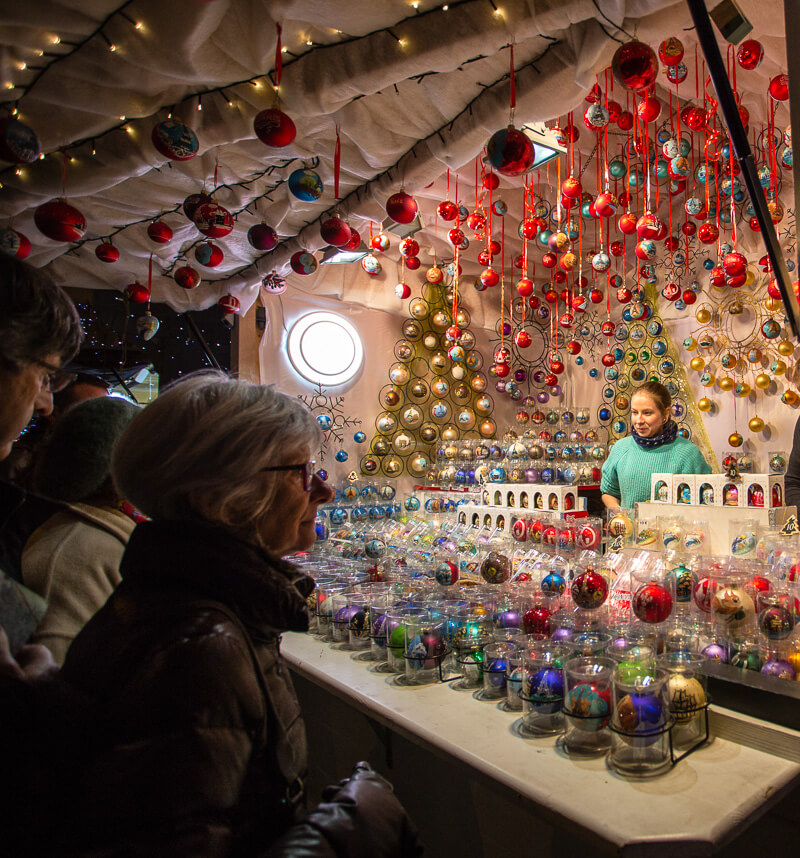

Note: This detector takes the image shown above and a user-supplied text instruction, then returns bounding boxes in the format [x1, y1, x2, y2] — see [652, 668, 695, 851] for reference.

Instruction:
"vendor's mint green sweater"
[600, 435, 711, 508]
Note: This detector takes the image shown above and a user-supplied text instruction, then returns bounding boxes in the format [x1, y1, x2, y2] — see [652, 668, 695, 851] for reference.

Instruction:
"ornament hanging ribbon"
[334, 125, 341, 200]
[147, 252, 153, 303]
[703, 75, 721, 162]
[274, 24, 283, 89]
[509, 43, 516, 111]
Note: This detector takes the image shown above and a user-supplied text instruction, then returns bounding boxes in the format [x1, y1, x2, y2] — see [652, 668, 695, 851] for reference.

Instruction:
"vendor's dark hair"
[0, 257, 83, 370]
[633, 380, 671, 413]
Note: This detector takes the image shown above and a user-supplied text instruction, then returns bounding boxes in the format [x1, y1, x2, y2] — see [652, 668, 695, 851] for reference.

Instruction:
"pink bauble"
[34, 199, 86, 242]
[386, 191, 418, 224]
[247, 223, 278, 251]
[253, 108, 296, 147]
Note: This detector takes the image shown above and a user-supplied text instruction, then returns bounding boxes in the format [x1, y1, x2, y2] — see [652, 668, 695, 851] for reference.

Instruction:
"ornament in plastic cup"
[521, 643, 566, 734]
[482, 641, 518, 699]
[566, 630, 611, 657]
[344, 594, 371, 649]
[562, 656, 614, 754]
[635, 516, 659, 549]
[709, 570, 756, 638]
[729, 519, 759, 559]
[386, 607, 425, 673]
[658, 652, 708, 749]
[316, 583, 351, 641]
[610, 667, 670, 776]
[631, 562, 675, 628]
[404, 611, 448, 684]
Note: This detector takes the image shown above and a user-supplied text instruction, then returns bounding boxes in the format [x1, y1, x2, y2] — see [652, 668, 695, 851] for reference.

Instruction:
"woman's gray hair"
[111, 372, 322, 542]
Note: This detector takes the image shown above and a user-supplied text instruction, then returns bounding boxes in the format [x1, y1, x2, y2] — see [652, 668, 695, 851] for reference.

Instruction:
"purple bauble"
[537, 391, 550, 404]
[550, 385, 562, 396]
[702, 643, 728, 663]
[551, 627, 573, 642]
[501, 321, 512, 336]
[761, 659, 797, 680]
[495, 381, 507, 393]
[612, 636, 628, 648]
[533, 370, 546, 385]
[495, 610, 521, 629]
[514, 369, 527, 382]
[525, 468, 539, 482]
[334, 605, 360, 626]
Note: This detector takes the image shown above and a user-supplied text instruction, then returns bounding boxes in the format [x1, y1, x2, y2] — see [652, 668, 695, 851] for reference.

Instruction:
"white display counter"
[283, 631, 800, 857]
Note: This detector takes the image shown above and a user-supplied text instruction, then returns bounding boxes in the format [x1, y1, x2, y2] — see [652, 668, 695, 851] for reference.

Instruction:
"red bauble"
[219, 294, 241, 316]
[437, 200, 458, 221]
[487, 239, 501, 256]
[516, 278, 534, 297]
[544, 373, 558, 387]
[320, 215, 352, 248]
[341, 228, 361, 251]
[572, 569, 609, 609]
[617, 110, 634, 130]
[567, 340, 581, 355]
[618, 212, 637, 235]
[572, 294, 587, 313]
[736, 39, 764, 71]
[684, 106, 707, 131]
[125, 281, 150, 303]
[183, 192, 212, 221]
[589, 288, 604, 304]
[722, 252, 747, 276]
[664, 236, 680, 252]
[595, 192, 618, 218]
[480, 268, 499, 288]
[405, 256, 420, 270]
[554, 271, 567, 284]
[482, 172, 500, 190]
[637, 95, 662, 123]
[468, 212, 487, 232]
[658, 37, 684, 66]
[395, 282, 411, 299]
[0, 117, 41, 164]
[601, 353, 616, 367]
[370, 232, 390, 253]
[616, 287, 632, 304]
[400, 237, 420, 257]
[290, 251, 318, 275]
[562, 176, 582, 199]
[147, 220, 173, 244]
[611, 40, 659, 91]
[632, 582, 673, 623]
[681, 221, 697, 237]
[544, 289, 558, 304]
[550, 358, 565, 374]
[484, 125, 535, 176]
[769, 74, 790, 102]
[494, 363, 510, 378]
[697, 222, 719, 244]
[709, 266, 726, 287]
[95, 242, 119, 263]
[194, 202, 233, 238]
[253, 108, 296, 147]
[34, 199, 86, 242]
[175, 265, 200, 289]
[477, 249, 491, 266]
[386, 191, 418, 224]
[749, 216, 761, 232]
[195, 242, 224, 267]
[609, 240, 624, 257]
[541, 252, 558, 269]
[662, 282, 681, 301]
[726, 273, 746, 289]
[522, 606, 552, 635]
[586, 83, 602, 103]
[247, 222, 278, 251]
[448, 227, 465, 246]
[601, 320, 616, 336]
[516, 331, 532, 348]
[607, 100, 622, 122]
[636, 212, 662, 239]
[682, 290, 697, 305]
[151, 118, 199, 161]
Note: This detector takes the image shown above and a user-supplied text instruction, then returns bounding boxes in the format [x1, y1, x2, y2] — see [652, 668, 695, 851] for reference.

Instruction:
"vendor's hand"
[0, 627, 58, 680]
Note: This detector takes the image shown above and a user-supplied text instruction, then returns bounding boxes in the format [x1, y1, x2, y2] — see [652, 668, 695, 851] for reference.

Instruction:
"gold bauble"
[431, 310, 450, 331]
[430, 352, 448, 373]
[373, 437, 391, 456]
[735, 382, 751, 397]
[409, 298, 430, 320]
[690, 356, 705, 372]
[695, 307, 712, 324]
[783, 390, 800, 406]
[444, 444, 458, 459]
[744, 268, 756, 287]
[700, 372, 715, 387]
[772, 360, 787, 376]
[728, 432, 744, 448]
[471, 375, 487, 392]
[718, 376, 734, 392]
[410, 381, 428, 399]
[755, 373, 771, 390]
[729, 300, 744, 315]
[441, 427, 459, 443]
[765, 297, 783, 312]
[684, 337, 698, 352]
[479, 419, 497, 438]
[748, 416, 765, 433]
[769, 199, 785, 224]
[608, 513, 634, 539]
[778, 340, 795, 357]
[409, 454, 428, 474]
[419, 424, 438, 443]
[697, 397, 713, 412]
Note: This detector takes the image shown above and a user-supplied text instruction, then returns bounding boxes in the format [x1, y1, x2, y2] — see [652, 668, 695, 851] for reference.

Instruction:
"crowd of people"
[0, 257, 421, 857]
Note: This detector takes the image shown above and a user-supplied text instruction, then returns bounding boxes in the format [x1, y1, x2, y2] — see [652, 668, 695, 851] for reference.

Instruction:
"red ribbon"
[147, 253, 153, 304]
[275, 24, 283, 88]
[509, 44, 516, 110]
[334, 125, 341, 200]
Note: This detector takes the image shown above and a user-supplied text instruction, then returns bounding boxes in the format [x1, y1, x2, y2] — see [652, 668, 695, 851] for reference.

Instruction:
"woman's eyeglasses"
[33, 359, 77, 394]
[261, 460, 317, 492]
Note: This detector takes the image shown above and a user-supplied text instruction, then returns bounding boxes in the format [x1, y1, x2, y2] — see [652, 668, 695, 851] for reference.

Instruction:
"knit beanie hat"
[33, 396, 140, 502]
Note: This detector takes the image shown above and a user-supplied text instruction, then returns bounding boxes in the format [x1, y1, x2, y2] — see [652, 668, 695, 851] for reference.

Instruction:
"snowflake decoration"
[297, 382, 362, 464]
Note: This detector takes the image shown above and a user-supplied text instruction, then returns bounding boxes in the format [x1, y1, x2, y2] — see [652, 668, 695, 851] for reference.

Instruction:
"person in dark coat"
[57, 372, 420, 857]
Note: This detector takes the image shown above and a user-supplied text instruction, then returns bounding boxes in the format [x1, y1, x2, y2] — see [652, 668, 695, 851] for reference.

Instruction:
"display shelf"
[282, 631, 800, 858]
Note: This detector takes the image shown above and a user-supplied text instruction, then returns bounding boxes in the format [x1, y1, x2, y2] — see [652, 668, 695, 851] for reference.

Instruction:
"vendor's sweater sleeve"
[785, 414, 800, 510]
[600, 443, 621, 500]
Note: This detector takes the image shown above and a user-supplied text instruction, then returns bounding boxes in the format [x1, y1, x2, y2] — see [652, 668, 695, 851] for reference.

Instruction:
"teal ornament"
[404, 496, 421, 511]
[365, 538, 386, 559]
[317, 414, 333, 430]
[288, 168, 324, 201]
[609, 157, 626, 178]
[334, 450, 349, 462]
[354, 431, 366, 443]
[564, 682, 610, 731]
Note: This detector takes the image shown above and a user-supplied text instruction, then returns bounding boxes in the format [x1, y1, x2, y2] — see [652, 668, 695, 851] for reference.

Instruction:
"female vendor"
[601, 380, 711, 510]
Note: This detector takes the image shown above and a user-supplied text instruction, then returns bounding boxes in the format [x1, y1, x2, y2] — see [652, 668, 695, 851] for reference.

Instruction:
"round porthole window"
[287, 311, 363, 386]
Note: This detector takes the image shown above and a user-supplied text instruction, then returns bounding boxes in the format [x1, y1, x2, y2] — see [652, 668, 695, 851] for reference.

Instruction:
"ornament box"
[740, 475, 785, 509]
[482, 482, 583, 513]
[457, 502, 587, 534]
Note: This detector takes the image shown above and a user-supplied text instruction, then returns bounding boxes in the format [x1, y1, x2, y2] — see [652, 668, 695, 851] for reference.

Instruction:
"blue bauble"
[317, 414, 333, 430]
[316, 468, 328, 481]
[575, 356, 584, 366]
[354, 431, 367, 443]
[494, 610, 521, 629]
[564, 682, 610, 731]
[330, 508, 348, 525]
[288, 168, 324, 201]
[527, 668, 564, 713]
[589, 368, 598, 378]
[541, 572, 566, 596]
[616, 692, 664, 744]
[334, 450, 349, 462]
[315, 521, 329, 541]
[485, 657, 508, 687]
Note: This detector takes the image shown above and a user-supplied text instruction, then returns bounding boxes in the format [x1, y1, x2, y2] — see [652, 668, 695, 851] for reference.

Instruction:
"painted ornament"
[290, 251, 318, 275]
[0, 117, 41, 164]
[34, 199, 86, 242]
[253, 108, 296, 147]
[194, 202, 233, 238]
[485, 125, 535, 176]
[151, 118, 199, 161]
[632, 582, 673, 623]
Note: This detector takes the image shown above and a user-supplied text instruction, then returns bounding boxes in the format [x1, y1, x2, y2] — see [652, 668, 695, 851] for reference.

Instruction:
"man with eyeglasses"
[0, 257, 83, 588]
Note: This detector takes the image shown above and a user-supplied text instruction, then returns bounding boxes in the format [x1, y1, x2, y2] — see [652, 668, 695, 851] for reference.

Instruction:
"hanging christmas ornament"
[194, 202, 233, 238]
[400, 237, 419, 257]
[218, 294, 241, 326]
[34, 199, 86, 242]
[658, 37, 684, 66]
[768, 75, 790, 102]
[595, 192, 618, 218]
[195, 242, 224, 267]
[288, 167, 324, 201]
[253, 108, 296, 147]
[147, 220, 173, 244]
[151, 117, 199, 161]
[261, 271, 286, 295]
[0, 227, 31, 259]
[0, 117, 41, 164]
[183, 192, 212, 221]
[247, 222, 278, 251]
[637, 95, 662, 123]
[361, 254, 382, 275]
[370, 232, 390, 252]
[95, 242, 119, 263]
[175, 265, 200, 289]
[125, 281, 150, 303]
[290, 250, 318, 275]
[386, 191, 418, 224]
[584, 103, 610, 130]
[320, 213, 352, 247]
[611, 41, 659, 91]
[395, 282, 411, 299]
[136, 312, 160, 341]
[484, 125, 535, 176]
[437, 200, 459, 221]
[736, 39, 764, 70]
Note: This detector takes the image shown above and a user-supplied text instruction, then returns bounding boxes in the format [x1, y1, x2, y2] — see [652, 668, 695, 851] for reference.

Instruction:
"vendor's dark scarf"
[631, 418, 678, 449]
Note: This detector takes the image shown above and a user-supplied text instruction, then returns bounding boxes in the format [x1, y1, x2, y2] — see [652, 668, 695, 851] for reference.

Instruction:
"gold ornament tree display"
[361, 277, 496, 479]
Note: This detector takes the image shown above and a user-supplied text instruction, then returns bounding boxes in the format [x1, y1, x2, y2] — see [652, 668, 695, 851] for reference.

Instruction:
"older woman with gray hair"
[55, 372, 420, 858]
